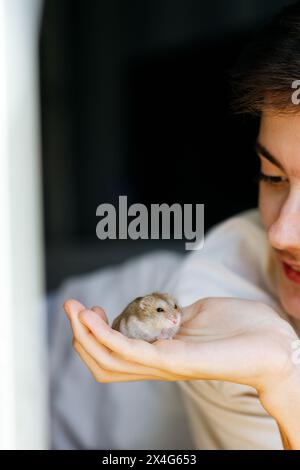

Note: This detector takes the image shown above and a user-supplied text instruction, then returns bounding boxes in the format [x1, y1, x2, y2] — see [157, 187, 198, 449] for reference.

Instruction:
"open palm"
[64, 296, 297, 395]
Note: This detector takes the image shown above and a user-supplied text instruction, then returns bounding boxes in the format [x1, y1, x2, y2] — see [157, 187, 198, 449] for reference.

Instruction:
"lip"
[282, 261, 300, 285]
[280, 257, 300, 269]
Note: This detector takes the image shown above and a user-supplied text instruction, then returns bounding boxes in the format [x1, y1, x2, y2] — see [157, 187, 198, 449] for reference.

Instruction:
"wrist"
[259, 364, 300, 449]
[261, 363, 300, 409]
[258, 323, 300, 413]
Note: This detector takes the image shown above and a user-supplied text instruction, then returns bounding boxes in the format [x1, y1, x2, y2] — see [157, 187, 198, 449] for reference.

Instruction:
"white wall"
[0, 0, 48, 449]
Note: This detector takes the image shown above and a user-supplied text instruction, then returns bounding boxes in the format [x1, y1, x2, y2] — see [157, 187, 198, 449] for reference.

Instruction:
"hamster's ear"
[139, 299, 147, 310]
[159, 292, 171, 298]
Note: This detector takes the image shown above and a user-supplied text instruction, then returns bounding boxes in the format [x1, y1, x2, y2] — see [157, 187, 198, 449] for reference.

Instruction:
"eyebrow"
[254, 141, 285, 172]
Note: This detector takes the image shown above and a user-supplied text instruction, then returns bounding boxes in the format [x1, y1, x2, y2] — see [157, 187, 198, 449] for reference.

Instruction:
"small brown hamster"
[111, 292, 182, 343]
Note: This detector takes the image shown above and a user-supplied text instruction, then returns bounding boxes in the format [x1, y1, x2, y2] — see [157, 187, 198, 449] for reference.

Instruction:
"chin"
[277, 271, 300, 320]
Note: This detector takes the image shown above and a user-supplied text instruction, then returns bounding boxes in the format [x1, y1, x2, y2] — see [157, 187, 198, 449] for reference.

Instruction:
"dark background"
[39, 0, 294, 291]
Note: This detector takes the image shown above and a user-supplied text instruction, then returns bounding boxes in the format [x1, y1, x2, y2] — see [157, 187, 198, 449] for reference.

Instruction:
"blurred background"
[1, 0, 296, 450]
[40, 0, 295, 292]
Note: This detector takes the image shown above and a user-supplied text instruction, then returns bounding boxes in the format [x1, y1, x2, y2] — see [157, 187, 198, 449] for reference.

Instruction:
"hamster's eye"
[156, 307, 164, 312]
[174, 304, 177, 309]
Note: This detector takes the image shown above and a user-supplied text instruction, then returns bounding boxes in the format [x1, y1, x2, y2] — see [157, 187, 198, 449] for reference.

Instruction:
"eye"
[156, 307, 164, 312]
[256, 171, 288, 186]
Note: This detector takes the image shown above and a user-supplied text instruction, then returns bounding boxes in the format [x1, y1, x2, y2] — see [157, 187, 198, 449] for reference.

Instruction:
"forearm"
[260, 366, 300, 450]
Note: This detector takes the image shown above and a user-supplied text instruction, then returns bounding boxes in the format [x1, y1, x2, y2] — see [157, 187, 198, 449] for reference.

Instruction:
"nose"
[168, 313, 177, 323]
[267, 190, 300, 252]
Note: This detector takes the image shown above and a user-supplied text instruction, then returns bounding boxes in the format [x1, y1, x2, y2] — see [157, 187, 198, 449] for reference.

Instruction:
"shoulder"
[199, 208, 269, 274]
[168, 208, 279, 309]
[201, 207, 265, 251]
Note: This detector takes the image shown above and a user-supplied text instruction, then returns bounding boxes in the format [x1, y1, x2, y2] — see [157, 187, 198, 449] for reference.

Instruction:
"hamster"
[111, 292, 182, 343]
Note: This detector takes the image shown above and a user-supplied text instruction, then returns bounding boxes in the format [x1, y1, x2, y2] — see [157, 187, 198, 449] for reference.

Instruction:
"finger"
[65, 299, 186, 379]
[65, 299, 116, 356]
[72, 307, 173, 377]
[64, 299, 165, 376]
[64, 299, 94, 339]
[64, 299, 110, 333]
[78, 309, 163, 368]
[73, 340, 169, 383]
[91, 306, 109, 324]
[78, 310, 188, 379]
[63, 298, 86, 321]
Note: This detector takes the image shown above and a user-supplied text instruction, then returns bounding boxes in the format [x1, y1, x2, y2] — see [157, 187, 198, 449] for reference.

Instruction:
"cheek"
[258, 185, 284, 230]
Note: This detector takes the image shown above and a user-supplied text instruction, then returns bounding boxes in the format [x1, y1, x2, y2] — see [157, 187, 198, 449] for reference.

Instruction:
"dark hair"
[230, 1, 300, 115]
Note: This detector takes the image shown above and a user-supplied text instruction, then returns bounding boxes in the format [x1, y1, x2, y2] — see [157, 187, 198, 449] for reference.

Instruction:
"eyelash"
[255, 171, 287, 186]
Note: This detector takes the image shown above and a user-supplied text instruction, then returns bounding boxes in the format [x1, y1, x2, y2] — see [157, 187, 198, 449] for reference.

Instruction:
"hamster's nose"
[168, 314, 178, 324]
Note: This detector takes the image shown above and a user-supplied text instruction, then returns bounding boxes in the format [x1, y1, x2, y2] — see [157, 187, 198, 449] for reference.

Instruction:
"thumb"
[91, 305, 109, 324]
[181, 300, 202, 324]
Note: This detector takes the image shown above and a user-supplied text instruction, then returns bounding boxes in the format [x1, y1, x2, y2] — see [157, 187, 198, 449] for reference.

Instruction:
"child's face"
[258, 111, 300, 320]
